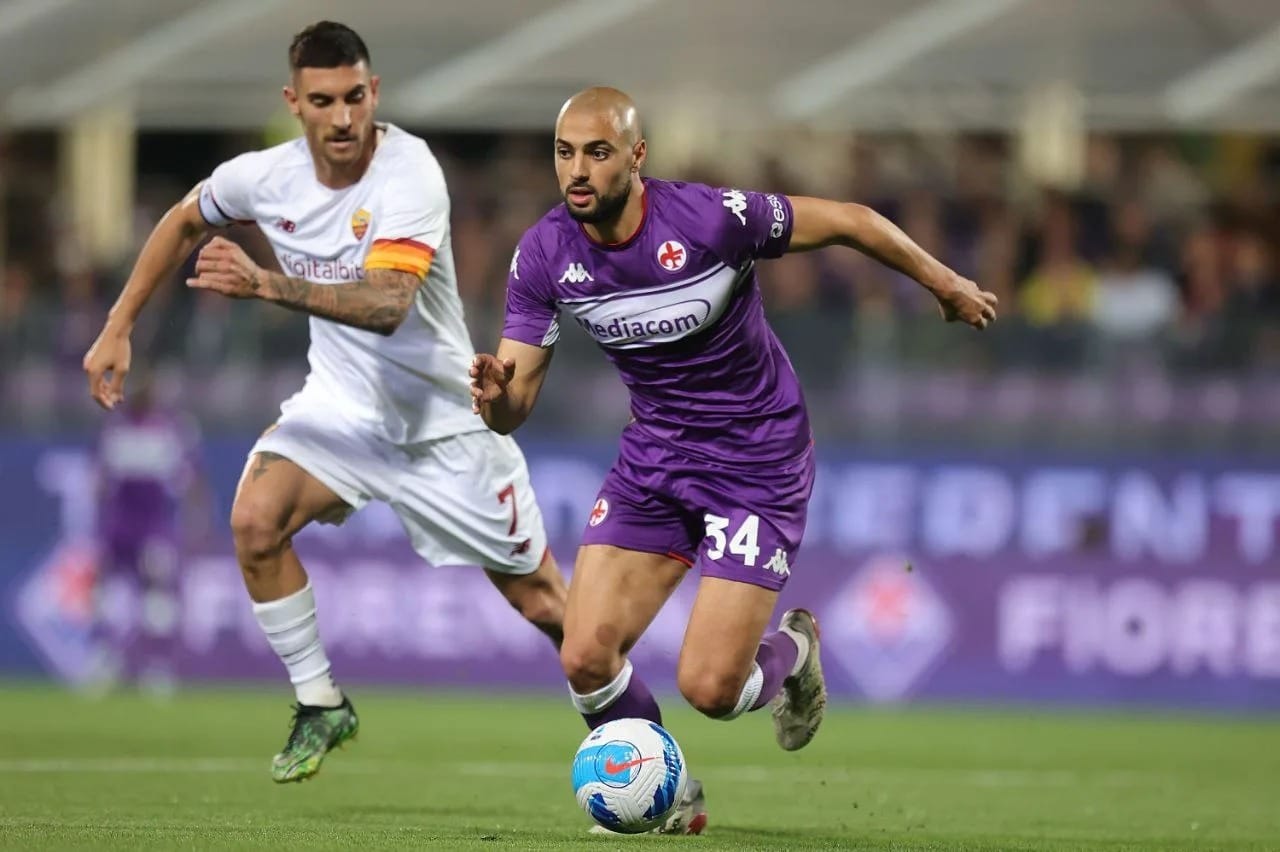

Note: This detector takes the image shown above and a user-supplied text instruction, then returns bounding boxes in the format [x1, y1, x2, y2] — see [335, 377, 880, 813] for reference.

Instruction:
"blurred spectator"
[1013, 194, 1096, 369]
[1, 262, 46, 362]
[1092, 200, 1179, 343]
[1018, 193, 1096, 328]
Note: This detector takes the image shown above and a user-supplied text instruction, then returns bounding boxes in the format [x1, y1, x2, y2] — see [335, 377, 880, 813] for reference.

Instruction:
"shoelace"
[283, 703, 326, 750]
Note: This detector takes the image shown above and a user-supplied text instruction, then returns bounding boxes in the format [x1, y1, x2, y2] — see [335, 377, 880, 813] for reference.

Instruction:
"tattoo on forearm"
[270, 273, 314, 306]
[251, 451, 287, 482]
[262, 268, 417, 334]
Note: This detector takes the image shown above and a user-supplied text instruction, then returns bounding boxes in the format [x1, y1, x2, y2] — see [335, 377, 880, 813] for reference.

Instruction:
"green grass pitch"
[0, 683, 1277, 850]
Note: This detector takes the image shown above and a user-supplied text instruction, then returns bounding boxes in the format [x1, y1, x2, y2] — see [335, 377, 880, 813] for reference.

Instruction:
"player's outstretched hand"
[186, 236, 265, 300]
[935, 275, 999, 330]
[469, 353, 516, 414]
[83, 325, 131, 410]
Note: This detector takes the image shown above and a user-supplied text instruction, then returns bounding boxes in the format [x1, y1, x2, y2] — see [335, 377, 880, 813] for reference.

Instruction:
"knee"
[560, 639, 619, 694]
[229, 499, 286, 569]
[677, 664, 743, 719]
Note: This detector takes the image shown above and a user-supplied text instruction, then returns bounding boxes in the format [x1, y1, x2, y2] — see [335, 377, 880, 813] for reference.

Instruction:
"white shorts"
[252, 401, 547, 575]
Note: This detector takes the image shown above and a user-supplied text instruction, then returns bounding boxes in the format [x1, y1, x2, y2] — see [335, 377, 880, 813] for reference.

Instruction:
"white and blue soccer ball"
[570, 718, 688, 834]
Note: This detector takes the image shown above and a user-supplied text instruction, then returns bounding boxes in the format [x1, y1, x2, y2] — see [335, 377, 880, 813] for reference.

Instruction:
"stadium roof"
[3, 0, 1280, 132]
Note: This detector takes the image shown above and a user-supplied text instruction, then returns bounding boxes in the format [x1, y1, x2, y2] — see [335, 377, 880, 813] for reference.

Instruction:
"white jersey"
[197, 124, 479, 445]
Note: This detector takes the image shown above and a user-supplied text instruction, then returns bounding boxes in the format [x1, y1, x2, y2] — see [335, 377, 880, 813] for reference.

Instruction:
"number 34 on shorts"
[702, 512, 792, 579]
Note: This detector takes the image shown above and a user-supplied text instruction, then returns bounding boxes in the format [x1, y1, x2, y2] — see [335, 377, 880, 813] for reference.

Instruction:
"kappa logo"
[509, 248, 520, 280]
[763, 548, 791, 577]
[559, 262, 595, 284]
[722, 189, 747, 226]
[656, 240, 687, 272]
[351, 208, 371, 240]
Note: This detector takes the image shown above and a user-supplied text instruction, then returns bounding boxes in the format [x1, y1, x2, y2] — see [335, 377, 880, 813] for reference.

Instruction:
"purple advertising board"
[3, 438, 1278, 709]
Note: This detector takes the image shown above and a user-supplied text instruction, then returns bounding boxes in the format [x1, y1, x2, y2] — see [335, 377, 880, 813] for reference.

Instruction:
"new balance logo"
[764, 548, 791, 577]
[559, 263, 594, 284]
[722, 189, 747, 226]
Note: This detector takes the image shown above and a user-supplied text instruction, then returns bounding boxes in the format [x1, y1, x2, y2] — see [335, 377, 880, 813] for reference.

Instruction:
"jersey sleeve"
[500, 229, 560, 348]
[364, 145, 447, 281]
[702, 183, 794, 267]
[197, 152, 260, 227]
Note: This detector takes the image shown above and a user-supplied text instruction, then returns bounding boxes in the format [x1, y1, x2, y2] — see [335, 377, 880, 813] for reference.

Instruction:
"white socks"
[569, 659, 633, 714]
[716, 662, 763, 721]
[252, 583, 343, 707]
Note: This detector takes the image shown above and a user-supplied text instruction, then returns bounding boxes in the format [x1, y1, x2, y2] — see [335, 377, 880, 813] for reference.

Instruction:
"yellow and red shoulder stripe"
[366, 237, 435, 278]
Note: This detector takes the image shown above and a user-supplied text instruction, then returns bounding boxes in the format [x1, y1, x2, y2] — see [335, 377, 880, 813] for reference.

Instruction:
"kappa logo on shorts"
[763, 548, 791, 577]
[588, 498, 609, 527]
[351, 208, 371, 240]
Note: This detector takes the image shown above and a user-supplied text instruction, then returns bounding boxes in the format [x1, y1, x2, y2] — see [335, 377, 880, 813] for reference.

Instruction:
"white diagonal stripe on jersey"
[565, 264, 749, 349]
[557, 262, 730, 306]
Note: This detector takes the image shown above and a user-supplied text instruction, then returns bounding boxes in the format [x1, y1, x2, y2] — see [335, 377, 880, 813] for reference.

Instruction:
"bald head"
[557, 86, 642, 146]
[553, 86, 647, 228]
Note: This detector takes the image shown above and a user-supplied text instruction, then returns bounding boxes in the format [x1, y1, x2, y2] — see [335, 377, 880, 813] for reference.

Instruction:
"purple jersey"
[97, 409, 199, 546]
[503, 178, 811, 464]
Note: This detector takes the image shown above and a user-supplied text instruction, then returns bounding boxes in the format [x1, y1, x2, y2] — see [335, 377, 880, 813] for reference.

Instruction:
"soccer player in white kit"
[82, 21, 568, 783]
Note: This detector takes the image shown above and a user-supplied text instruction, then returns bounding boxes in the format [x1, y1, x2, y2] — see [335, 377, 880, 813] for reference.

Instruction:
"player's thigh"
[678, 576, 779, 695]
[563, 544, 687, 663]
[676, 447, 814, 690]
[393, 430, 549, 574]
[565, 462, 697, 664]
[231, 410, 378, 538]
[232, 451, 350, 538]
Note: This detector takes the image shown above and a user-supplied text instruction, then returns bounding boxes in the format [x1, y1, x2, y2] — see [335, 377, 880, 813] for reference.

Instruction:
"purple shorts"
[579, 425, 815, 591]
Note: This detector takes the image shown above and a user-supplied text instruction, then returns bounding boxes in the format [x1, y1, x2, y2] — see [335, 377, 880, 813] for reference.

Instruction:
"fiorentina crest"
[821, 554, 954, 701]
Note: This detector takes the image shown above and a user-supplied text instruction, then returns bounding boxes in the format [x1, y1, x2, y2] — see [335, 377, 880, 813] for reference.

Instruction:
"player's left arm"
[785, 195, 999, 329]
[257, 264, 417, 335]
[185, 235, 418, 336]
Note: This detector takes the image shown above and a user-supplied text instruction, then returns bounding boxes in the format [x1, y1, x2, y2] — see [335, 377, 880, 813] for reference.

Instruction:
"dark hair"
[288, 21, 370, 70]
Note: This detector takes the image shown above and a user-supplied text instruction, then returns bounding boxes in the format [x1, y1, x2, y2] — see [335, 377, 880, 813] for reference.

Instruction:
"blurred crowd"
[2, 129, 1279, 441]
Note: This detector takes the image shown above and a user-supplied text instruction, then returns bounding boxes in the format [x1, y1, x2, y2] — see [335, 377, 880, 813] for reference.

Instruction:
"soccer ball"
[570, 718, 688, 834]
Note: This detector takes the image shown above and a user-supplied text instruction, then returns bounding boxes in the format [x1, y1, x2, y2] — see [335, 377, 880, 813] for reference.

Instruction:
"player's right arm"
[83, 182, 210, 410]
[471, 233, 560, 434]
[469, 339, 554, 434]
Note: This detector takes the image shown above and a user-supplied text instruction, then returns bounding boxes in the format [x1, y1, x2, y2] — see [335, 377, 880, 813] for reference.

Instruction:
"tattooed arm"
[254, 267, 417, 336]
[186, 236, 419, 336]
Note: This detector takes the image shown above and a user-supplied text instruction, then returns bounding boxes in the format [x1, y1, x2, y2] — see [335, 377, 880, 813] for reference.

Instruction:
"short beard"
[565, 177, 631, 225]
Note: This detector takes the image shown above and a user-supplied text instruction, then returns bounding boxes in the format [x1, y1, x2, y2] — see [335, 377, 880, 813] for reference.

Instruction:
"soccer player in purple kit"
[92, 377, 204, 694]
[471, 87, 998, 834]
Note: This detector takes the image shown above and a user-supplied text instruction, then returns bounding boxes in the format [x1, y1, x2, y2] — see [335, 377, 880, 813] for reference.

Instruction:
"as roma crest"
[351, 208, 371, 240]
